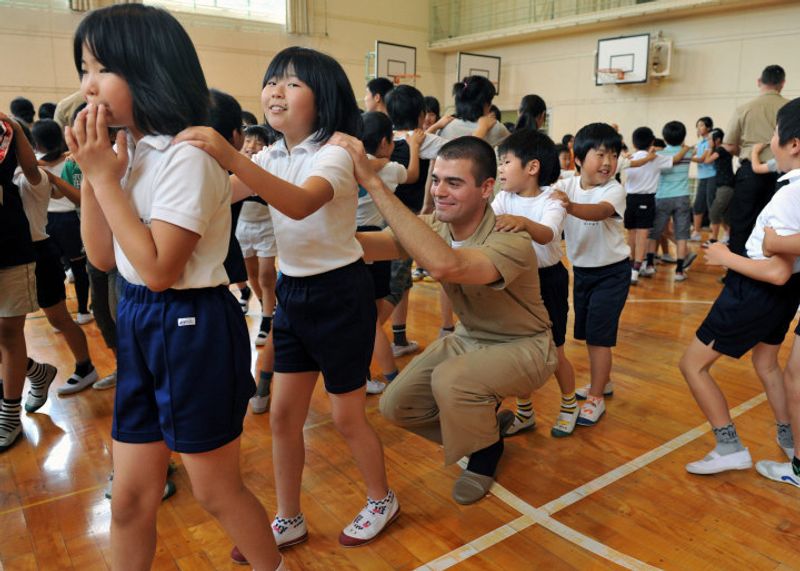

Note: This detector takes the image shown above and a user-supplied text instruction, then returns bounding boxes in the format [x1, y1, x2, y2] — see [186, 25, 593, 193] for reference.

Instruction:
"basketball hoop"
[389, 73, 421, 85]
[597, 67, 626, 84]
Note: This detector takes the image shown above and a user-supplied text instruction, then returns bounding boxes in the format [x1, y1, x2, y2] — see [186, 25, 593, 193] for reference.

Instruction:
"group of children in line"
[2, 4, 800, 570]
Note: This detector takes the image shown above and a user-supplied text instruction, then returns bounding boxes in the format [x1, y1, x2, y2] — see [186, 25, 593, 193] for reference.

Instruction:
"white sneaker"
[366, 379, 386, 395]
[254, 331, 268, 346]
[503, 411, 536, 436]
[690, 232, 702, 242]
[551, 409, 579, 437]
[576, 397, 606, 426]
[92, 371, 117, 390]
[630, 269, 639, 285]
[391, 341, 419, 358]
[576, 382, 614, 400]
[339, 490, 400, 547]
[76, 312, 94, 325]
[272, 513, 308, 548]
[65, 268, 74, 283]
[0, 423, 22, 452]
[685, 448, 752, 475]
[24, 362, 58, 412]
[674, 271, 688, 282]
[640, 265, 656, 277]
[250, 394, 269, 414]
[56, 369, 99, 395]
[756, 460, 800, 488]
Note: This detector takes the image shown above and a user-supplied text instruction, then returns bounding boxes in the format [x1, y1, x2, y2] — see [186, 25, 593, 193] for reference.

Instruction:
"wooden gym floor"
[2, 244, 799, 570]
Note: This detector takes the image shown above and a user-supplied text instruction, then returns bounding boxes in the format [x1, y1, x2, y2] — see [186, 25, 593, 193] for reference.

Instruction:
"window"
[147, 0, 286, 25]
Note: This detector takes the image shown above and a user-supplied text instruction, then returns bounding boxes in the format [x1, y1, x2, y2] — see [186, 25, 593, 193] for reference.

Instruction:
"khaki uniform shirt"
[390, 206, 552, 342]
[724, 91, 788, 161]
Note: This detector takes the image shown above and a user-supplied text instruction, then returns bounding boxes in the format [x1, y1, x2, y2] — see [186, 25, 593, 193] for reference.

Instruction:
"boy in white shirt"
[552, 123, 630, 426]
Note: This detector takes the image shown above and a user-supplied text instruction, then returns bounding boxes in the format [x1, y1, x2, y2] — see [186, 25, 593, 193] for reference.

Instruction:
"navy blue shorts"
[539, 262, 569, 347]
[46, 211, 84, 260]
[572, 258, 630, 347]
[113, 279, 254, 453]
[273, 260, 376, 394]
[358, 226, 391, 300]
[624, 194, 656, 229]
[697, 271, 800, 358]
[33, 239, 66, 309]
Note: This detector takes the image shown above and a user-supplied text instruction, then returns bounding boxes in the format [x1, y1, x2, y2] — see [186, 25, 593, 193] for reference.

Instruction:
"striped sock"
[561, 392, 577, 415]
[0, 398, 22, 433]
[515, 398, 533, 422]
[26, 359, 52, 398]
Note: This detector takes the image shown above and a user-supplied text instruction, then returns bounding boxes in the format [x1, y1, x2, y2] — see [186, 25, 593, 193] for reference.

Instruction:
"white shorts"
[236, 218, 277, 258]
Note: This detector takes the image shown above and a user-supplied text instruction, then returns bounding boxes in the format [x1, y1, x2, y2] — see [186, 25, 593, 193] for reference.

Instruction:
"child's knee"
[111, 486, 161, 524]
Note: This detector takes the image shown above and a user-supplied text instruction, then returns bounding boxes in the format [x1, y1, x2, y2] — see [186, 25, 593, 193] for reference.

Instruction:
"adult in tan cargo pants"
[331, 133, 557, 506]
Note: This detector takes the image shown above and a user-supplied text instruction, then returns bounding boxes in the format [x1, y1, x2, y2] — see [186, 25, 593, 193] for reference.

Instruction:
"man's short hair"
[662, 121, 687, 146]
[761, 65, 786, 87]
[367, 77, 395, 100]
[437, 136, 497, 185]
[777, 97, 800, 146]
[498, 128, 560, 186]
[573, 123, 622, 162]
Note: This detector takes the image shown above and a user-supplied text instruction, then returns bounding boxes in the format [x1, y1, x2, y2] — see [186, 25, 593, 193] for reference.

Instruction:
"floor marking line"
[416, 391, 768, 570]
[0, 483, 106, 517]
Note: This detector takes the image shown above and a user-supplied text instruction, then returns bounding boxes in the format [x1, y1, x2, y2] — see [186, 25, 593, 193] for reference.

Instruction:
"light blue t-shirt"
[696, 138, 716, 179]
[656, 145, 694, 199]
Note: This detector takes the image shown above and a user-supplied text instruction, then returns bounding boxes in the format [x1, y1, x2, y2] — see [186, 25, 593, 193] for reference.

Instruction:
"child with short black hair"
[423, 95, 440, 131]
[364, 77, 394, 114]
[704, 128, 736, 246]
[552, 122, 630, 426]
[493, 128, 578, 436]
[690, 116, 716, 241]
[681, 97, 800, 477]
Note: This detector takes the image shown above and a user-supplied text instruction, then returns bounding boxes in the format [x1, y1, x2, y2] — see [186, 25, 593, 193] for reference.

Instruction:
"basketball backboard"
[595, 33, 650, 85]
[457, 52, 501, 95]
[375, 41, 417, 84]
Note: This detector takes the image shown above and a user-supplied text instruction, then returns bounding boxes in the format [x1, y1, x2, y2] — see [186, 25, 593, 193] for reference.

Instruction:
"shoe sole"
[254, 338, 268, 347]
[756, 465, 800, 487]
[576, 410, 605, 426]
[338, 507, 400, 548]
[229, 531, 310, 565]
[550, 423, 576, 438]
[686, 462, 751, 475]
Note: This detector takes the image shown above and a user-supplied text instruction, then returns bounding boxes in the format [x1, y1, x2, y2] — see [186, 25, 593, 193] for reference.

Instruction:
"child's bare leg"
[182, 438, 281, 570]
[244, 256, 263, 303]
[784, 337, 800, 457]
[0, 316, 27, 400]
[110, 441, 171, 571]
[587, 345, 612, 398]
[752, 342, 790, 424]
[43, 301, 90, 362]
[679, 337, 730, 425]
[554, 345, 576, 395]
[258, 256, 277, 315]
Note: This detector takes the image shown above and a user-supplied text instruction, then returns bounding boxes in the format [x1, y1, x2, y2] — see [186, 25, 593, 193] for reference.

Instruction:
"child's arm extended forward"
[705, 241, 793, 285]
[551, 189, 615, 221]
[175, 127, 334, 220]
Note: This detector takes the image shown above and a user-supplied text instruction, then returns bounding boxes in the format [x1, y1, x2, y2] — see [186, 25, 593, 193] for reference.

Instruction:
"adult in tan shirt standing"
[723, 65, 788, 254]
[330, 133, 558, 506]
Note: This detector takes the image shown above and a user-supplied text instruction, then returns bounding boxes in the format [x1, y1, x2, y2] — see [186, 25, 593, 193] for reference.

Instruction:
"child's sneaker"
[339, 490, 400, 547]
[756, 460, 800, 488]
[391, 341, 419, 358]
[76, 312, 94, 325]
[250, 394, 269, 414]
[230, 513, 308, 565]
[661, 253, 677, 263]
[366, 379, 386, 395]
[576, 396, 605, 426]
[0, 423, 22, 452]
[57, 369, 99, 395]
[254, 330, 268, 346]
[630, 269, 639, 285]
[690, 232, 702, 242]
[502, 410, 536, 436]
[92, 371, 117, 390]
[575, 382, 614, 400]
[674, 271, 688, 282]
[640, 265, 656, 277]
[24, 362, 58, 412]
[550, 409, 579, 437]
[685, 448, 752, 474]
[238, 286, 252, 313]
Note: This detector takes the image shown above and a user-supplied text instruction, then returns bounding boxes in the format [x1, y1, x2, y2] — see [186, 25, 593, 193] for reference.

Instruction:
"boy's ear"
[789, 137, 800, 157]
[525, 159, 541, 177]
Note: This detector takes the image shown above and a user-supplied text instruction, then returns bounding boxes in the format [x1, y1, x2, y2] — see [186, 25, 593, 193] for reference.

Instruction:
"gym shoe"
[640, 265, 656, 277]
[685, 448, 752, 474]
[76, 312, 94, 325]
[684, 251, 698, 270]
[56, 369, 99, 395]
[92, 371, 117, 390]
[576, 396, 605, 426]
[551, 409, 579, 437]
[391, 341, 419, 358]
[250, 394, 269, 414]
[674, 271, 688, 282]
[661, 254, 677, 263]
[0, 423, 22, 452]
[339, 490, 400, 547]
[230, 514, 308, 565]
[630, 269, 639, 285]
[502, 411, 536, 436]
[411, 268, 426, 282]
[575, 382, 614, 400]
[254, 330, 268, 347]
[24, 362, 58, 412]
[366, 379, 386, 395]
[65, 268, 74, 283]
[690, 232, 702, 242]
[756, 460, 800, 488]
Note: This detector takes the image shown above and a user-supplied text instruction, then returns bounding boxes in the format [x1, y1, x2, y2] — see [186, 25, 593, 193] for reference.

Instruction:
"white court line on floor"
[416, 392, 768, 570]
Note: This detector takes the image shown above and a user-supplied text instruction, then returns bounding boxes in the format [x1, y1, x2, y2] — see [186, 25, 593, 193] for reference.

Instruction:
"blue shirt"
[696, 138, 716, 179]
[656, 145, 694, 199]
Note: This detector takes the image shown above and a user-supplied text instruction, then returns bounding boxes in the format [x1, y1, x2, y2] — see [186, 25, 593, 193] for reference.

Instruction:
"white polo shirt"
[15, 167, 52, 242]
[623, 150, 674, 195]
[116, 134, 231, 289]
[746, 168, 800, 273]
[555, 175, 629, 268]
[490, 187, 566, 269]
[252, 134, 363, 277]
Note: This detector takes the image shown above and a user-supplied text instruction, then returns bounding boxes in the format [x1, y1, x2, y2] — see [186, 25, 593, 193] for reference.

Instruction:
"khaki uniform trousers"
[380, 330, 557, 465]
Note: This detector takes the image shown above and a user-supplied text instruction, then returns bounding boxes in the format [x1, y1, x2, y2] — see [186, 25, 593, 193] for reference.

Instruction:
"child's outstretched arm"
[551, 189, 616, 221]
[45, 170, 80, 205]
[671, 144, 692, 165]
[0, 112, 42, 186]
[175, 127, 333, 220]
[763, 227, 800, 257]
[404, 129, 425, 184]
[705, 241, 793, 285]
[67, 104, 198, 289]
[426, 115, 454, 134]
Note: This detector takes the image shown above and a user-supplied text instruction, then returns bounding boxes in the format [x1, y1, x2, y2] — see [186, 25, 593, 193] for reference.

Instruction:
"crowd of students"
[1, 4, 799, 570]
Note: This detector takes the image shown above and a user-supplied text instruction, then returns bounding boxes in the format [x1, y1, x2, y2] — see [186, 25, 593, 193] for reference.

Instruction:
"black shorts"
[33, 239, 66, 309]
[273, 261, 377, 394]
[624, 194, 656, 229]
[358, 226, 391, 299]
[46, 211, 84, 260]
[572, 259, 630, 347]
[697, 271, 800, 358]
[539, 262, 569, 347]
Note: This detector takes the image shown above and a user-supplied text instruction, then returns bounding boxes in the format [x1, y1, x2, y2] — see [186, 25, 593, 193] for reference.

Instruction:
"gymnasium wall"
[0, 0, 446, 121]
[438, 1, 800, 145]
